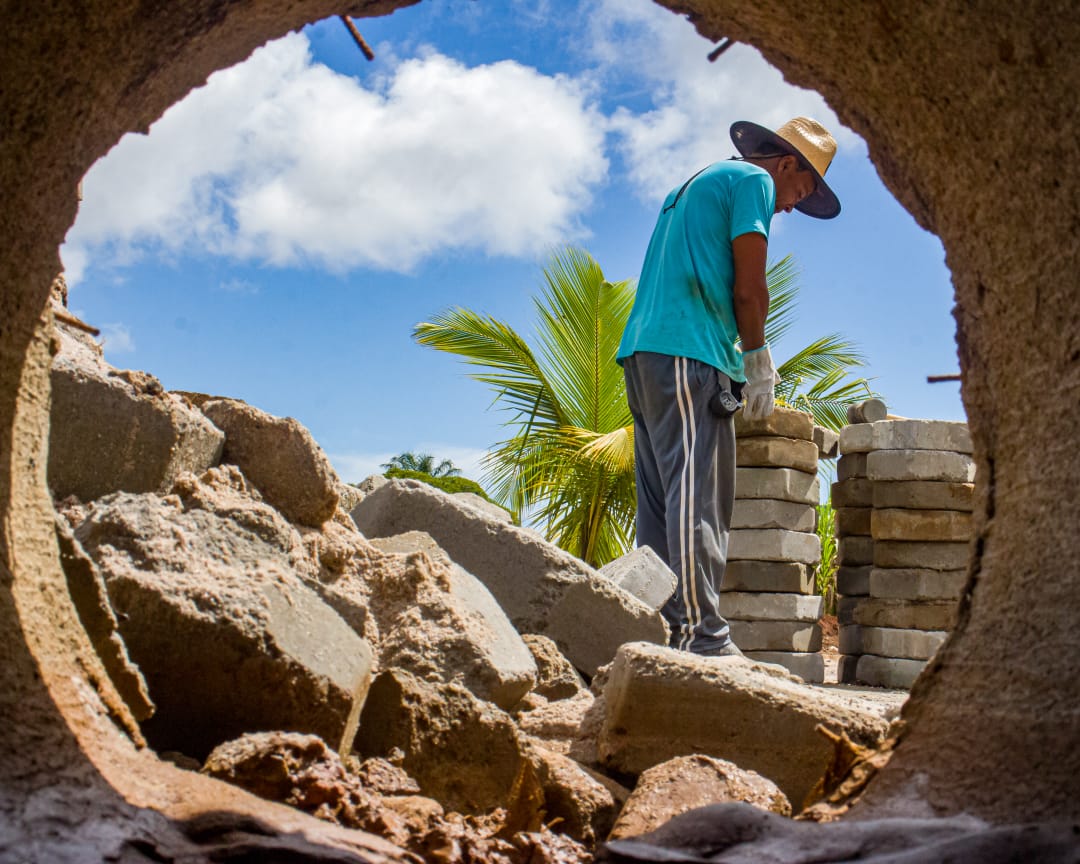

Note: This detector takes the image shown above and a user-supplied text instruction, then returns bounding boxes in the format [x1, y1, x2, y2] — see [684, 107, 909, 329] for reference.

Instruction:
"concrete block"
[836, 565, 872, 597]
[840, 419, 972, 455]
[865, 449, 976, 483]
[813, 425, 840, 460]
[735, 468, 819, 505]
[721, 592, 824, 622]
[837, 453, 868, 481]
[731, 499, 816, 532]
[728, 529, 821, 565]
[743, 651, 825, 684]
[598, 546, 677, 611]
[860, 626, 947, 660]
[846, 399, 888, 424]
[598, 643, 890, 808]
[835, 507, 872, 537]
[721, 561, 813, 594]
[838, 535, 874, 566]
[872, 508, 973, 542]
[872, 480, 975, 512]
[838, 624, 863, 655]
[874, 541, 970, 571]
[870, 568, 967, 601]
[736, 436, 819, 474]
[838, 654, 860, 683]
[840, 597, 957, 631]
[734, 406, 814, 441]
[856, 654, 927, 689]
[729, 620, 822, 652]
[831, 478, 874, 508]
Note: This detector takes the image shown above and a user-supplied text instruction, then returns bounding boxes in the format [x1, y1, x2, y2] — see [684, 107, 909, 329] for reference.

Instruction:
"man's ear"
[779, 154, 800, 174]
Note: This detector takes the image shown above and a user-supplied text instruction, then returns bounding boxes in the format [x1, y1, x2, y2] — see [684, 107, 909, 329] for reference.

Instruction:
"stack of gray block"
[833, 419, 975, 688]
[721, 408, 835, 683]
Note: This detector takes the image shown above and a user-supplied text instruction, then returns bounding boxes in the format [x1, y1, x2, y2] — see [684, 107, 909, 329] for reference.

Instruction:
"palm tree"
[381, 451, 461, 477]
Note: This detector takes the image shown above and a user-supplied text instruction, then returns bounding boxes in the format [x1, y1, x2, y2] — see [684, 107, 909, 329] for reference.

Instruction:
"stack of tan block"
[833, 419, 974, 688]
[722, 407, 835, 683]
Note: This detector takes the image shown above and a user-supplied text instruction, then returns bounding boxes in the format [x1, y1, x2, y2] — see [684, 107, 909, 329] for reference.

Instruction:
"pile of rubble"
[47, 304, 902, 861]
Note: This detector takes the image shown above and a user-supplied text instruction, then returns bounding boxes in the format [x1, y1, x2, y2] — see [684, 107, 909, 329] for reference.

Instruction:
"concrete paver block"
[831, 478, 874, 509]
[869, 567, 967, 601]
[856, 654, 927, 689]
[838, 624, 863, 655]
[860, 626, 947, 660]
[838, 535, 875, 566]
[728, 529, 821, 565]
[721, 592, 824, 622]
[835, 507, 872, 537]
[743, 651, 825, 684]
[836, 565, 872, 597]
[736, 437, 819, 474]
[866, 449, 976, 483]
[871, 508, 973, 542]
[721, 561, 814, 594]
[729, 620, 823, 652]
[839, 419, 972, 455]
[734, 406, 814, 441]
[837, 453, 868, 481]
[732, 499, 816, 532]
[872, 480, 975, 512]
[845, 399, 888, 424]
[813, 425, 840, 460]
[735, 468, 820, 504]
[839, 597, 957, 631]
[874, 541, 970, 571]
[838, 654, 860, 684]
[598, 546, 677, 611]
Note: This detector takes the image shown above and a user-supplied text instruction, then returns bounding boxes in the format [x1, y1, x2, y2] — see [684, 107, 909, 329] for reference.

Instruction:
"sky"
[61, 0, 965, 489]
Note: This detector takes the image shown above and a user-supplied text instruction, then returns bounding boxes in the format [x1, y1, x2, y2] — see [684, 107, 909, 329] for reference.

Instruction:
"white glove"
[742, 344, 781, 420]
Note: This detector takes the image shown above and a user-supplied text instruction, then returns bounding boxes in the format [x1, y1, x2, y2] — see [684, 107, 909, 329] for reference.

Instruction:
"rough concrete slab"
[838, 625, 863, 655]
[838, 535, 875, 566]
[860, 626, 947, 660]
[837, 453, 868, 482]
[731, 499, 816, 532]
[874, 541, 970, 571]
[597, 643, 890, 808]
[728, 529, 821, 565]
[734, 406, 814, 441]
[839, 597, 957, 631]
[872, 508, 973, 542]
[521, 634, 586, 701]
[729, 620, 823, 652]
[866, 449, 976, 483]
[813, 425, 839, 460]
[453, 492, 513, 523]
[869, 567, 968, 601]
[721, 593, 823, 622]
[831, 478, 874, 509]
[836, 507, 872, 537]
[856, 654, 927, 689]
[744, 651, 825, 684]
[721, 561, 814, 594]
[736, 437, 819, 473]
[839, 419, 973, 455]
[872, 480, 975, 512]
[734, 468, 819, 505]
[351, 479, 666, 675]
[598, 546, 677, 611]
[836, 566, 872, 597]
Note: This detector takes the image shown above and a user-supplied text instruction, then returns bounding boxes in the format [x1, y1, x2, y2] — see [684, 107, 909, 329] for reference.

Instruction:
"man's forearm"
[733, 279, 769, 351]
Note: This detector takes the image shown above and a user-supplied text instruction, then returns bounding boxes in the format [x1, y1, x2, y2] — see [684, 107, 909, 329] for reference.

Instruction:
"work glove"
[742, 344, 781, 420]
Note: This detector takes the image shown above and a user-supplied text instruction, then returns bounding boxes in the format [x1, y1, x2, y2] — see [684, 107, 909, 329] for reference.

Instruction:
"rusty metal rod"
[340, 15, 375, 61]
[53, 308, 100, 337]
[927, 374, 962, 383]
[708, 39, 734, 62]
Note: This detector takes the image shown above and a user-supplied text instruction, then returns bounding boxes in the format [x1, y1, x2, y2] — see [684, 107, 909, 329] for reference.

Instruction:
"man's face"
[772, 155, 817, 214]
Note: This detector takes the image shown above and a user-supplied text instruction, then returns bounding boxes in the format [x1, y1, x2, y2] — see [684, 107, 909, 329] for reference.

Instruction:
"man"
[616, 117, 841, 656]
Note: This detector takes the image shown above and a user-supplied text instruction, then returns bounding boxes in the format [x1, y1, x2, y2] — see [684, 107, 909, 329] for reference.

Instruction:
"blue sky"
[62, 0, 964, 487]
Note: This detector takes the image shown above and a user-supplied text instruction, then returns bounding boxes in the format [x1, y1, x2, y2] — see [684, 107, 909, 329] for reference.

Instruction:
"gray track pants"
[623, 351, 740, 655]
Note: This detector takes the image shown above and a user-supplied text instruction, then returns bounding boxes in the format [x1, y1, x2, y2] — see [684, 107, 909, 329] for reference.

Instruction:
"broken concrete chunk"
[860, 626, 947, 660]
[598, 546, 677, 611]
[728, 529, 821, 565]
[453, 492, 513, 523]
[869, 567, 968, 601]
[871, 508, 973, 542]
[734, 406, 814, 441]
[735, 468, 819, 505]
[872, 480, 975, 511]
[839, 419, 972, 455]
[514, 690, 596, 756]
[831, 478, 874, 509]
[522, 634, 587, 701]
[835, 507, 872, 537]
[836, 565, 872, 597]
[736, 436, 819, 474]
[731, 498, 816, 532]
[521, 739, 618, 845]
[721, 560, 814, 594]
[865, 449, 976, 483]
[729, 620, 822, 652]
[856, 654, 927, 689]
[743, 652, 825, 684]
[813, 425, 840, 460]
[201, 398, 340, 527]
[874, 541, 970, 571]
[351, 480, 666, 675]
[721, 592, 823, 622]
[597, 643, 891, 807]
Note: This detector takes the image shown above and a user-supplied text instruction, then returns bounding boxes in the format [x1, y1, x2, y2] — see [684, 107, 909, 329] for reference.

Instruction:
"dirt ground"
[819, 614, 840, 685]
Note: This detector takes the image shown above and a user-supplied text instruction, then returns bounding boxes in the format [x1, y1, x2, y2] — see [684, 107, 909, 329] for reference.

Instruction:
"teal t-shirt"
[616, 160, 775, 383]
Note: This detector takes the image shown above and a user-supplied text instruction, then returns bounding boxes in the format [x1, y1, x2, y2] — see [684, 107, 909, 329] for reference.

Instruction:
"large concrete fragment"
[721, 592, 823, 622]
[201, 398, 340, 526]
[870, 567, 968, 601]
[866, 449, 976, 483]
[735, 468, 819, 504]
[48, 326, 224, 501]
[729, 620, 822, 652]
[728, 529, 821, 564]
[839, 419, 973, 455]
[872, 480, 975, 511]
[871, 508, 973, 542]
[598, 546, 677, 611]
[731, 498, 816, 532]
[734, 406, 814, 441]
[735, 436, 819, 473]
[351, 480, 666, 674]
[813, 425, 839, 460]
[597, 643, 891, 807]
[521, 740, 619, 845]
[721, 560, 813, 594]
[521, 634, 586, 701]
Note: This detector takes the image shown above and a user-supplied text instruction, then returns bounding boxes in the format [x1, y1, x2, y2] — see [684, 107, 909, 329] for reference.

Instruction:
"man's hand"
[743, 344, 781, 420]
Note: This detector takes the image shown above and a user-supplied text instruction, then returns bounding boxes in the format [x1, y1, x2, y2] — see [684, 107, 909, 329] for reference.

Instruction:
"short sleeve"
[729, 172, 775, 242]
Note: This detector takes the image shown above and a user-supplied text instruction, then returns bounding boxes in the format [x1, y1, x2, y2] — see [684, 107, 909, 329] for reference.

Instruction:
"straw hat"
[730, 117, 841, 219]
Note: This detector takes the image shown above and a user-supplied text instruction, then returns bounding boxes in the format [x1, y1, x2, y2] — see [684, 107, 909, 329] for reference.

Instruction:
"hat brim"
[730, 121, 841, 220]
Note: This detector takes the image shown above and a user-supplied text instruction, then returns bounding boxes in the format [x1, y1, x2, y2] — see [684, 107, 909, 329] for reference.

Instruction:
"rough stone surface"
[734, 468, 819, 505]
[452, 492, 513, 522]
[521, 739, 618, 845]
[736, 436, 819, 474]
[597, 643, 890, 807]
[608, 755, 790, 840]
[514, 690, 595, 756]
[872, 480, 975, 512]
[202, 398, 340, 527]
[836, 453, 867, 482]
[839, 597, 957, 632]
[728, 529, 821, 565]
[721, 592, 823, 622]
[860, 627, 948, 661]
[865, 449, 976, 484]
[721, 560, 813, 594]
[728, 620, 823, 652]
[839, 419, 973, 455]
[838, 536, 875, 566]
[734, 406, 813, 441]
[731, 498, 816, 532]
[856, 655, 927, 690]
[521, 634, 586, 701]
[835, 507, 872, 537]
[836, 566, 871, 597]
[872, 508, 973, 542]
[48, 327, 224, 502]
[831, 478, 874, 509]
[870, 568, 968, 601]
[743, 651, 825, 684]
[598, 546, 677, 611]
[874, 541, 970, 571]
[813, 425, 839, 460]
[351, 479, 667, 674]
[74, 468, 373, 758]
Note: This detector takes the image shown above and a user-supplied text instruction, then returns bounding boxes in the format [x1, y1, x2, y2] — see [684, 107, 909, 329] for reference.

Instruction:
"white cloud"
[63, 33, 609, 281]
[99, 322, 135, 355]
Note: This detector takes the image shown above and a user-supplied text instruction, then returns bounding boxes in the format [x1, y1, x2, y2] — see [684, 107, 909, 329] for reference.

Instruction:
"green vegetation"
[382, 467, 514, 521]
[382, 452, 461, 477]
[814, 494, 838, 614]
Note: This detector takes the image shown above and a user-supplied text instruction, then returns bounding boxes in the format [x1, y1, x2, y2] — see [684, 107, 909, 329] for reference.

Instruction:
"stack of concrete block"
[723, 408, 824, 682]
[833, 419, 975, 688]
